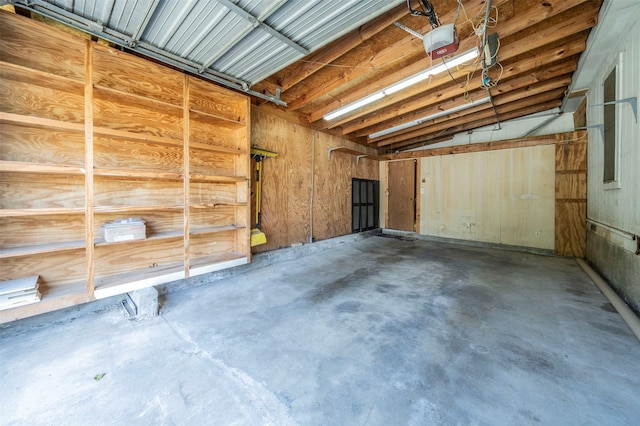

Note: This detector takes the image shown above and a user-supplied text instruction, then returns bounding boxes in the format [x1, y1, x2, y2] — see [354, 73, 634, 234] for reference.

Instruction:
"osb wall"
[251, 107, 378, 253]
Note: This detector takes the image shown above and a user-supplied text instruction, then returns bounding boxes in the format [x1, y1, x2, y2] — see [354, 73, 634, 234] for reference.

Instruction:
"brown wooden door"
[387, 160, 416, 231]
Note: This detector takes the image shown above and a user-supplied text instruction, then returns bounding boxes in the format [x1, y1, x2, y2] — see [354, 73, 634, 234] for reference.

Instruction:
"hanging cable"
[406, 0, 441, 28]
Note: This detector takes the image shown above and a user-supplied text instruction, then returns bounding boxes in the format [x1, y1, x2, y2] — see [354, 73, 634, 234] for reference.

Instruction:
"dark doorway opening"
[352, 178, 379, 233]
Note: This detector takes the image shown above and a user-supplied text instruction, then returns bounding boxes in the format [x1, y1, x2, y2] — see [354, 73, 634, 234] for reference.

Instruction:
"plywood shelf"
[0, 240, 85, 258]
[189, 174, 247, 183]
[189, 225, 245, 235]
[189, 142, 244, 155]
[94, 84, 183, 111]
[1, 60, 83, 85]
[189, 252, 247, 274]
[93, 126, 182, 147]
[94, 167, 183, 180]
[0, 111, 85, 132]
[0, 208, 85, 218]
[94, 231, 183, 246]
[190, 202, 247, 209]
[189, 108, 245, 128]
[93, 205, 184, 213]
[0, 161, 85, 175]
[93, 262, 185, 298]
[0, 281, 90, 324]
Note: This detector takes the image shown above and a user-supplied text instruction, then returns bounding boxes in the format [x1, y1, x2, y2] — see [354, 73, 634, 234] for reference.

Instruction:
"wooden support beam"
[377, 89, 565, 149]
[297, 0, 591, 119]
[287, 0, 500, 112]
[352, 58, 578, 138]
[377, 134, 561, 161]
[271, 4, 408, 92]
[320, 6, 596, 128]
[374, 81, 569, 147]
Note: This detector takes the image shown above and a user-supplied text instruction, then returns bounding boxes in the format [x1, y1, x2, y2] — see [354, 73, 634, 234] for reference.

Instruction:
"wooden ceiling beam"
[268, 4, 409, 93]
[286, 0, 497, 111]
[375, 87, 566, 148]
[352, 57, 578, 138]
[322, 6, 596, 128]
[295, 0, 591, 117]
[383, 98, 563, 152]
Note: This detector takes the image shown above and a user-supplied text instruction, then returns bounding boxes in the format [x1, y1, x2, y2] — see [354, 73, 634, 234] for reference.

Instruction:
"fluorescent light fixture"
[368, 96, 491, 139]
[323, 47, 479, 121]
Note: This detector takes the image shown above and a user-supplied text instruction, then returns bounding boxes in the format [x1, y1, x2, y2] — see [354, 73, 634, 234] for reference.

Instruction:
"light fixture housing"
[368, 96, 491, 139]
[323, 47, 479, 122]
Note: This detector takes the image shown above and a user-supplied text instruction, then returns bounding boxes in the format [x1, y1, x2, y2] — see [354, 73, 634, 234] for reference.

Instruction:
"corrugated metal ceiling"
[10, 0, 405, 104]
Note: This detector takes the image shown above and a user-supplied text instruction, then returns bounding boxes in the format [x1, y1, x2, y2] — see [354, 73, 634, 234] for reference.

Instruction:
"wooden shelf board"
[0, 208, 85, 217]
[94, 167, 183, 180]
[94, 231, 183, 246]
[0, 281, 89, 324]
[0, 240, 85, 258]
[189, 252, 247, 277]
[190, 202, 247, 209]
[93, 126, 182, 147]
[189, 108, 245, 127]
[93, 205, 184, 213]
[189, 174, 247, 183]
[1, 60, 84, 84]
[0, 161, 85, 175]
[189, 225, 245, 235]
[189, 142, 244, 155]
[94, 84, 183, 110]
[93, 263, 185, 299]
[0, 112, 85, 132]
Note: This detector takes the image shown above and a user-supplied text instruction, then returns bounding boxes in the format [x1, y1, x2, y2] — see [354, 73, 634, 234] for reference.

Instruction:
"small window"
[603, 66, 617, 183]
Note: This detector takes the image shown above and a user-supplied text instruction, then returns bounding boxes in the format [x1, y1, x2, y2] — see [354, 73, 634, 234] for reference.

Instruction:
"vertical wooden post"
[84, 39, 95, 297]
[183, 75, 190, 276]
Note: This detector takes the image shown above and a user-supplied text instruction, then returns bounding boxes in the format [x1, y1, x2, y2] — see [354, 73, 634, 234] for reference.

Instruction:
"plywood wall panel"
[0, 124, 85, 165]
[0, 11, 85, 81]
[1, 250, 86, 287]
[92, 45, 183, 106]
[189, 77, 247, 123]
[93, 89, 183, 140]
[1, 215, 85, 247]
[94, 136, 184, 172]
[555, 201, 587, 257]
[0, 173, 84, 209]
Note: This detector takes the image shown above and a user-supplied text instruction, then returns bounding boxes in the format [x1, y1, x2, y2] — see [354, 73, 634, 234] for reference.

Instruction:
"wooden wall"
[251, 107, 378, 252]
[555, 132, 587, 257]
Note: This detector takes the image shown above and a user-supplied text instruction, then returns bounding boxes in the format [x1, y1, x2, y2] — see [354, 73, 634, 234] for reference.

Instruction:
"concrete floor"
[1, 235, 639, 425]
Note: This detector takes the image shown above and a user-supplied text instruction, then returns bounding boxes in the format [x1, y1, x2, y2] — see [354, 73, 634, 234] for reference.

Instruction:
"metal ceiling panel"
[10, 0, 404, 104]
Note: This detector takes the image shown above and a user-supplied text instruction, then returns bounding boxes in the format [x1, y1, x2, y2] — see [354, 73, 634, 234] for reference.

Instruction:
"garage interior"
[1, 0, 639, 424]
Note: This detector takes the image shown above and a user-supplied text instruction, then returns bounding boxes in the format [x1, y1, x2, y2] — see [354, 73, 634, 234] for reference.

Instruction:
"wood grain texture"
[94, 176, 183, 208]
[93, 88, 183, 140]
[189, 182, 238, 205]
[0, 173, 84, 209]
[189, 149, 236, 176]
[387, 160, 415, 231]
[0, 10, 85, 81]
[555, 133, 587, 257]
[93, 237, 184, 277]
[189, 76, 247, 123]
[189, 117, 243, 150]
[94, 211, 183, 239]
[555, 201, 587, 257]
[0, 214, 85, 248]
[0, 123, 85, 165]
[0, 66, 84, 123]
[189, 230, 237, 258]
[190, 206, 237, 229]
[94, 136, 184, 173]
[93, 45, 183, 106]
[1, 250, 86, 286]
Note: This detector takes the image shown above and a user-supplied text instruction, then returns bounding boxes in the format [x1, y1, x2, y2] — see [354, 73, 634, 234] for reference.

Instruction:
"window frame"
[602, 52, 623, 190]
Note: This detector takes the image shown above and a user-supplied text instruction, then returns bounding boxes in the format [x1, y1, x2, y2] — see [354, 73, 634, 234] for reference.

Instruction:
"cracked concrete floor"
[1, 235, 639, 425]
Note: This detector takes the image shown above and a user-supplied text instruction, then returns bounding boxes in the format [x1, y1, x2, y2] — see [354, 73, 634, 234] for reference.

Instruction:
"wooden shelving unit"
[0, 11, 250, 323]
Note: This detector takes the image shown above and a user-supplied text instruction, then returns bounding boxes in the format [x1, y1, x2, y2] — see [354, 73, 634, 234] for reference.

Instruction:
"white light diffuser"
[323, 47, 479, 121]
[368, 96, 491, 139]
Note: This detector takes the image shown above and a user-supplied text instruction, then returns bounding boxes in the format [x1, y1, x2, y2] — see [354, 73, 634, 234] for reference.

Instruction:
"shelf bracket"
[356, 155, 367, 166]
[575, 124, 604, 140]
[589, 97, 637, 123]
[327, 147, 341, 160]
